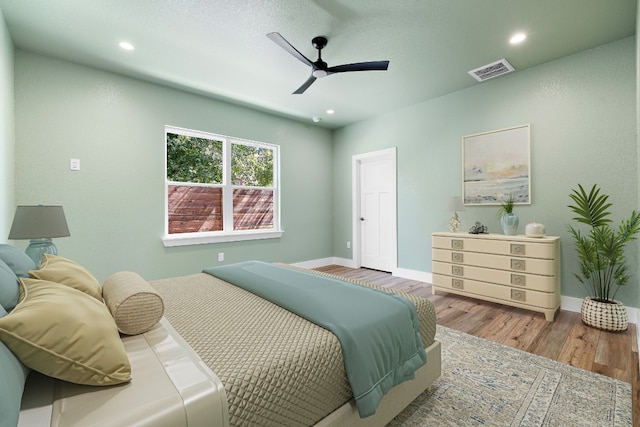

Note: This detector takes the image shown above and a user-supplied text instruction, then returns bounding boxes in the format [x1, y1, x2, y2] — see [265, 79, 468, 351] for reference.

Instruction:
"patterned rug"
[389, 325, 632, 427]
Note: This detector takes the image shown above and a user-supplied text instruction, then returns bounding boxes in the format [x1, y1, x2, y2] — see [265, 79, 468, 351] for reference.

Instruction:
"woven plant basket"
[581, 297, 628, 332]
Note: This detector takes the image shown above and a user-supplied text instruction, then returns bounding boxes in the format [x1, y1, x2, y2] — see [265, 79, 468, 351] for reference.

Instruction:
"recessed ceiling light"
[312, 117, 322, 123]
[119, 41, 135, 51]
[509, 33, 527, 45]
[326, 109, 335, 115]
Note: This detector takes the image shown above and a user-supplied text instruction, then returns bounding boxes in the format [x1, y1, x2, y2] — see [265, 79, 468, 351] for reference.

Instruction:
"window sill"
[162, 230, 283, 247]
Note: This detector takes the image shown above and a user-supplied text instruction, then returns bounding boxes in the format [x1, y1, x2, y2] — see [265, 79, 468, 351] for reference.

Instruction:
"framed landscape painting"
[462, 124, 530, 205]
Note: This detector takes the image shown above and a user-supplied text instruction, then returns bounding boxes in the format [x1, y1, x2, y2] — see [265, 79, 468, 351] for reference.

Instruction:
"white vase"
[500, 213, 519, 235]
[525, 222, 545, 238]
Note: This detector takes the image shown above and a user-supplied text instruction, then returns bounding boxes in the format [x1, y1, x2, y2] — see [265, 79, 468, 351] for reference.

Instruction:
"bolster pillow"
[102, 271, 165, 335]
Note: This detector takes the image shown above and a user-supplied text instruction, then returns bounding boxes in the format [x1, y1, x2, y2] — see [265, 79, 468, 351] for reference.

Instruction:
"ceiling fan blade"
[327, 60, 389, 75]
[293, 75, 317, 94]
[267, 32, 314, 67]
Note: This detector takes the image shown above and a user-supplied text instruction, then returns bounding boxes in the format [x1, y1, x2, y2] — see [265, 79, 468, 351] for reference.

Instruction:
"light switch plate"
[70, 159, 80, 171]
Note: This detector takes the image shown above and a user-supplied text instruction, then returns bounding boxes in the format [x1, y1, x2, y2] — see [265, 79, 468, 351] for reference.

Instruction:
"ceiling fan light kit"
[267, 32, 390, 94]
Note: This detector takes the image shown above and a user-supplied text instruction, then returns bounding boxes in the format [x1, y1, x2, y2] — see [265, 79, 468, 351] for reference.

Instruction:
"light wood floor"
[314, 265, 640, 426]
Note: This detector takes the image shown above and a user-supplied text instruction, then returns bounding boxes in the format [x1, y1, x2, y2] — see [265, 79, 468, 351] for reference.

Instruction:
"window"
[162, 126, 281, 246]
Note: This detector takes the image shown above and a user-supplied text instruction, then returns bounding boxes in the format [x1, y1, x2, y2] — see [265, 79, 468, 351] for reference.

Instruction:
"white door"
[353, 148, 397, 272]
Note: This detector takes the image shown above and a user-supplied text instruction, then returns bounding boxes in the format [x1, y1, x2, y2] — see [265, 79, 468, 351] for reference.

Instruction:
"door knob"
[360, 217, 365, 221]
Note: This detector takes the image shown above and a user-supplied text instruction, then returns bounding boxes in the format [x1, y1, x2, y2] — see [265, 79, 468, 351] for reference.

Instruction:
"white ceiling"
[0, 0, 636, 129]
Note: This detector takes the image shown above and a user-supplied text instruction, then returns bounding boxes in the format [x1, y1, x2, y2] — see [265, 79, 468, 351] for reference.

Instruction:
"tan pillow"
[0, 278, 131, 386]
[29, 254, 102, 301]
[102, 271, 165, 335]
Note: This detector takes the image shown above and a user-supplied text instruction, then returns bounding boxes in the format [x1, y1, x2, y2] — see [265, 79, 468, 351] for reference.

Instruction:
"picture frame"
[462, 124, 531, 205]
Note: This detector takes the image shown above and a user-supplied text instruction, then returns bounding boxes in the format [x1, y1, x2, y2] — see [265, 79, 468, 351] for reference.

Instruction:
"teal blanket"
[204, 261, 426, 418]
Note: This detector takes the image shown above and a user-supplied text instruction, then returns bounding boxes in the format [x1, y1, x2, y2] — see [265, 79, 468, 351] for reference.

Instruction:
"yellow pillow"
[0, 278, 131, 386]
[29, 254, 102, 301]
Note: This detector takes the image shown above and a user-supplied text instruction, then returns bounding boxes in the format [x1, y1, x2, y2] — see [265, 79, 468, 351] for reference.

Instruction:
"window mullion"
[222, 139, 234, 232]
[272, 146, 279, 231]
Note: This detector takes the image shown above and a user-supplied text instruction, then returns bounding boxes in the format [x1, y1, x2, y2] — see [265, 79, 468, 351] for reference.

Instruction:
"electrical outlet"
[70, 158, 80, 171]
[218, 252, 224, 262]
[346, 241, 351, 249]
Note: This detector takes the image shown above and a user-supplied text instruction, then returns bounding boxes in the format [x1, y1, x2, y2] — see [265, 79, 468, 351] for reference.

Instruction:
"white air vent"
[468, 59, 515, 82]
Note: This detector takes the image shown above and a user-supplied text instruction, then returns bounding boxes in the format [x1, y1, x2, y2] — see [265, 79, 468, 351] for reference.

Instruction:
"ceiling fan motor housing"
[311, 36, 328, 50]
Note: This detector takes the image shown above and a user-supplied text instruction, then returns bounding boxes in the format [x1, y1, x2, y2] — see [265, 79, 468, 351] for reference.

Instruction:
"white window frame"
[162, 126, 282, 247]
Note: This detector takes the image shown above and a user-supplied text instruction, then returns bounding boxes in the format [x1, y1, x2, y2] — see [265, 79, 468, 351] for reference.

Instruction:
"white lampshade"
[447, 196, 465, 212]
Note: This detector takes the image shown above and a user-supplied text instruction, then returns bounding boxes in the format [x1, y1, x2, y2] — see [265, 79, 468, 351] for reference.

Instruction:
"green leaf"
[566, 183, 640, 301]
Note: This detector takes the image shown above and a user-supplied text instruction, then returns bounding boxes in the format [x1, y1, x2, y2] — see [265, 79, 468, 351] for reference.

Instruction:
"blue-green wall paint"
[333, 37, 638, 308]
[13, 51, 334, 281]
[0, 10, 14, 242]
[4, 24, 638, 309]
[636, 1, 640, 313]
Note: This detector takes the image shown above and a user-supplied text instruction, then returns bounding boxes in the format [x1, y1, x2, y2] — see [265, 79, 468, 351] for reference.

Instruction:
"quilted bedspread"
[151, 267, 436, 427]
[205, 261, 426, 418]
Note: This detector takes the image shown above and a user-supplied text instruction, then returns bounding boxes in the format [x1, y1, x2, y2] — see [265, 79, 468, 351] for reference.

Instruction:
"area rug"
[389, 325, 632, 427]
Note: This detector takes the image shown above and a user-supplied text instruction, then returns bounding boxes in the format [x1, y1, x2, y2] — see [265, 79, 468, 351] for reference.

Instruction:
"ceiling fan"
[267, 32, 390, 94]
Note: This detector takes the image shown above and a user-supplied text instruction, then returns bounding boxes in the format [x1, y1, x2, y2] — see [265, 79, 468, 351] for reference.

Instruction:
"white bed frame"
[19, 319, 441, 427]
[315, 339, 441, 427]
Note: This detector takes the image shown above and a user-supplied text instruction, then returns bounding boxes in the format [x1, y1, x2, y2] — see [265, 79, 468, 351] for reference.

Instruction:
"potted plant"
[567, 183, 640, 331]
[497, 194, 518, 235]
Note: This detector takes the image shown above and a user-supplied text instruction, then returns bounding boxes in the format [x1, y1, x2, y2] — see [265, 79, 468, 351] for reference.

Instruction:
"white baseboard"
[297, 258, 640, 315]
[392, 268, 433, 283]
[292, 257, 357, 269]
[560, 295, 582, 314]
[294, 258, 640, 363]
[293, 258, 433, 280]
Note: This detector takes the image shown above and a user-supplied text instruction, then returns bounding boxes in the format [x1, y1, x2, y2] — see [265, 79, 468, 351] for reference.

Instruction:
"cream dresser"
[432, 232, 561, 321]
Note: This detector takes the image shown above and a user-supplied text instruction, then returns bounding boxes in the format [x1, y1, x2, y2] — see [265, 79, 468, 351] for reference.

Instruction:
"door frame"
[351, 147, 398, 271]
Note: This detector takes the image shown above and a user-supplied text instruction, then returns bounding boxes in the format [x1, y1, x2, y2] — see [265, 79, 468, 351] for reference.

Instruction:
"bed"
[4, 255, 441, 427]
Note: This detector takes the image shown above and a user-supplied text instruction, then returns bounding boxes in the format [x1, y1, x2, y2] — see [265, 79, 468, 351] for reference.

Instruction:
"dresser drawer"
[432, 235, 557, 259]
[432, 274, 559, 309]
[432, 261, 557, 293]
[431, 232, 561, 321]
[432, 249, 556, 276]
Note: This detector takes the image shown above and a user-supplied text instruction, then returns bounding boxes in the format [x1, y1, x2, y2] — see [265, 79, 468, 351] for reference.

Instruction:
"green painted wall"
[333, 37, 639, 308]
[637, 2, 640, 312]
[13, 51, 334, 281]
[6, 25, 639, 308]
[0, 10, 14, 242]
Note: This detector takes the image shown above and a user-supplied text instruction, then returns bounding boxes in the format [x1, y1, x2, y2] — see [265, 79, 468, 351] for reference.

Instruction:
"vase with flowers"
[497, 194, 518, 235]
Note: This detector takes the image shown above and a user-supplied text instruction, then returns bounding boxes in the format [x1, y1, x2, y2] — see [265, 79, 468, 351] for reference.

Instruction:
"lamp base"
[448, 212, 461, 233]
[25, 238, 58, 265]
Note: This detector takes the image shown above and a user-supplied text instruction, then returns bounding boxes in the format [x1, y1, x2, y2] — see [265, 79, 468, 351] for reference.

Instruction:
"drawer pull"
[511, 274, 526, 286]
[451, 239, 463, 249]
[511, 259, 526, 271]
[511, 289, 526, 302]
[451, 252, 464, 263]
[452, 279, 464, 289]
[510, 244, 525, 255]
[452, 265, 464, 276]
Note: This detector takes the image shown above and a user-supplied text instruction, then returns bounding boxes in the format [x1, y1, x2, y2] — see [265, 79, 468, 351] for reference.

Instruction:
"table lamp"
[447, 196, 465, 232]
[8, 205, 70, 264]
